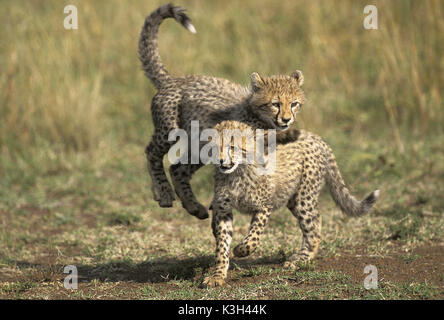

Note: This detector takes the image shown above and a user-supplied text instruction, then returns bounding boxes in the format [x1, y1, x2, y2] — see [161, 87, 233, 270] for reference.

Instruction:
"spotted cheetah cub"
[139, 4, 305, 220]
[203, 121, 380, 287]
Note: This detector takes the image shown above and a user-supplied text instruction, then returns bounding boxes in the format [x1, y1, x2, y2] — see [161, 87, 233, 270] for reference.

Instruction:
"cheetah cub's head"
[248, 71, 306, 131]
[214, 121, 271, 174]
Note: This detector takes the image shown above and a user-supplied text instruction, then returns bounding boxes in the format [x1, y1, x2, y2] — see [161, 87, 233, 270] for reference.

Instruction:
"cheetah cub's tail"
[325, 149, 380, 217]
[139, 3, 196, 89]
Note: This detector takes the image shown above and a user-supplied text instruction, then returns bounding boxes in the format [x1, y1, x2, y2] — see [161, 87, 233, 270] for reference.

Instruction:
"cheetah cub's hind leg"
[170, 163, 209, 219]
[284, 184, 323, 269]
[145, 91, 181, 207]
[145, 137, 176, 207]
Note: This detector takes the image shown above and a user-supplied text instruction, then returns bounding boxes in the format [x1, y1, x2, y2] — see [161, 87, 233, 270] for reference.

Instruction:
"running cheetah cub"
[139, 4, 305, 220]
[203, 121, 380, 287]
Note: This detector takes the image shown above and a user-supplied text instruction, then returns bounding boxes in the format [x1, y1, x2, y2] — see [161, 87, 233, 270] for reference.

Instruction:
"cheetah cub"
[203, 121, 380, 287]
[139, 4, 305, 220]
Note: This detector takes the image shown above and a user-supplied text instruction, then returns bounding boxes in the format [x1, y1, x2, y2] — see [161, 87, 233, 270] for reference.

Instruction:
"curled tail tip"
[367, 189, 380, 203]
[361, 189, 380, 214]
[373, 189, 380, 199]
[139, 3, 196, 86]
[170, 4, 197, 33]
[185, 22, 197, 34]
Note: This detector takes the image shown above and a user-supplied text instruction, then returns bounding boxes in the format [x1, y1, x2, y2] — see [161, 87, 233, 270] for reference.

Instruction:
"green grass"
[362, 281, 440, 300]
[0, 281, 38, 297]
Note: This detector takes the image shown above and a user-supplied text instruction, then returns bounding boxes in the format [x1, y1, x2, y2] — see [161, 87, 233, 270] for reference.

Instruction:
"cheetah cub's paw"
[283, 261, 299, 270]
[156, 184, 175, 208]
[202, 275, 226, 288]
[283, 253, 312, 270]
[184, 201, 209, 220]
[233, 243, 250, 258]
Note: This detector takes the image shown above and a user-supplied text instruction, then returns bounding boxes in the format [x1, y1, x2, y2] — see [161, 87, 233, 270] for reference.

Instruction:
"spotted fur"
[202, 121, 380, 287]
[139, 4, 306, 219]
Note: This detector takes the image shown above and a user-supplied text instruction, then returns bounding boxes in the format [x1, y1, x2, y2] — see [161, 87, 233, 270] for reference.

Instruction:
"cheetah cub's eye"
[291, 101, 301, 112]
[271, 102, 280, 109]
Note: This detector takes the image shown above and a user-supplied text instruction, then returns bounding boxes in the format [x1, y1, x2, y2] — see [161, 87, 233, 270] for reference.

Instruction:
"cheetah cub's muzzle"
[218, 160, 239, 174]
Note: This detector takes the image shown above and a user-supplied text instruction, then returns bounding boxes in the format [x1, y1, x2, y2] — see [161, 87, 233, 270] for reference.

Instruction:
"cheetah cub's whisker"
[202, 120, 380, 287]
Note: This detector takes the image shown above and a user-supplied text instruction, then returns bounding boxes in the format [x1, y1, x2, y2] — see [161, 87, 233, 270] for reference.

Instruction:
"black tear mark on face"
[275, 105, 280, 125]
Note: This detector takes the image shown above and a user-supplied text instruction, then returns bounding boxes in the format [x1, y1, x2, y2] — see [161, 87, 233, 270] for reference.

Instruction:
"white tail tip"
[186, 22, 196, 34]
[374, 189, 380, 199]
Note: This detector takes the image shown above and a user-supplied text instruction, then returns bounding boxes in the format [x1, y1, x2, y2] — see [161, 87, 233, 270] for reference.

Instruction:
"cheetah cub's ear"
[251, 72, 265, 92]
[291, 70, 304, 87]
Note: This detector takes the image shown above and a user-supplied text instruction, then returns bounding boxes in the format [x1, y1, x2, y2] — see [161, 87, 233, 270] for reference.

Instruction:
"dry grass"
[0, 0, 443, 299]
[1, 0, 443, 160]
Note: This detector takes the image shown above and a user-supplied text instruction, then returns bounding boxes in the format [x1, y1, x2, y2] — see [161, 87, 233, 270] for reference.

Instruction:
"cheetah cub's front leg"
[233, 209, 272, 258]
[202, 197, 233, 288]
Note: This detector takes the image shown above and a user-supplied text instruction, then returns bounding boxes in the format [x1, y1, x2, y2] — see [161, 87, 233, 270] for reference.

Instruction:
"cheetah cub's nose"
[282, 117, 291, 123]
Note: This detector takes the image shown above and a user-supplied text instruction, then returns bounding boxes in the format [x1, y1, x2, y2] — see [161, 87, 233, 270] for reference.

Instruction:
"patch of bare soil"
[316, 245, 444, 286]
[1, 244, 442, 299]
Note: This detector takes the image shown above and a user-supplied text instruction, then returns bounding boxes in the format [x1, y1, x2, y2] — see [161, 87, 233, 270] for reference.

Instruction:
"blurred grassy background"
[1, 0, 443, 173]
[1, 0, 443, 300]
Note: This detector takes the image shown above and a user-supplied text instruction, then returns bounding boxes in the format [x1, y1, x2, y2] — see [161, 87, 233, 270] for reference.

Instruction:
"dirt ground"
[315, 245, 444, 289]
[1, 240, 442, 300]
